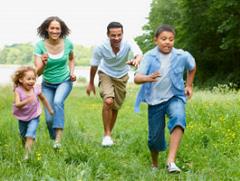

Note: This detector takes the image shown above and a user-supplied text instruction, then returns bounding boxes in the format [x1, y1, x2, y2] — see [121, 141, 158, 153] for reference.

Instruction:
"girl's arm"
[69, 51, 76, 81]
[14, 91, 34, 108]
[38, 93, 54, 115]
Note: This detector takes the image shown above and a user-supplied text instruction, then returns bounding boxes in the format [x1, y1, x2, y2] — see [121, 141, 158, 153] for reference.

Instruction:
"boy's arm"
[185, 66, 197, 99]
[14, 91, 34, 108]
[134, 72, 160, 84]
[38, 93, 54, 115]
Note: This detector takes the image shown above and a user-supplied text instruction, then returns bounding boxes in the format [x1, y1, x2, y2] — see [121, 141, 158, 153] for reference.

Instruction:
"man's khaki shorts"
[98, 71, 129, 110]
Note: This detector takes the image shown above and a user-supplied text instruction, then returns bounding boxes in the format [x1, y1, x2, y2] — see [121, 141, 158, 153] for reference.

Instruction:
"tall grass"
[0, 85, 239, 180]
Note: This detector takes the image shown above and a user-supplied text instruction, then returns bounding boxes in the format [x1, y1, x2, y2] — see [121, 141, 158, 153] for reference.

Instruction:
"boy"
[134, 24, 196, 173]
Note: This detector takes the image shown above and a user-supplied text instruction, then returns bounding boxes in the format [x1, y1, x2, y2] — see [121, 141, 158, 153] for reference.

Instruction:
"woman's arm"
[68, 51, 76, 81]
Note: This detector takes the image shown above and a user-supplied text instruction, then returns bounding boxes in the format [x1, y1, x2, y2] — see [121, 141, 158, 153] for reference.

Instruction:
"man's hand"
[86, 83, 96, 96]
[127, 56, 141, 67]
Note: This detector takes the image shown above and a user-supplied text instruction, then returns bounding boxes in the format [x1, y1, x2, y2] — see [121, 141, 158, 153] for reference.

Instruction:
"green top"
[34, 39, 73, 83]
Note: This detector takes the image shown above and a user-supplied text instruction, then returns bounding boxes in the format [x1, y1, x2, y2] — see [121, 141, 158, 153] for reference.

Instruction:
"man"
[86, 22, 142, 146]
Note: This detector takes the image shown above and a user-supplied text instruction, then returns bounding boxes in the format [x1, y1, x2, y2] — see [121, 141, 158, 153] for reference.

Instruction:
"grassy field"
[0, 85, 239, 180]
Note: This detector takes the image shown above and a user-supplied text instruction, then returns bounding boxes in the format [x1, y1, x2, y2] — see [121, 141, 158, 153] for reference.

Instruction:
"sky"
[0, 0, 151, 47]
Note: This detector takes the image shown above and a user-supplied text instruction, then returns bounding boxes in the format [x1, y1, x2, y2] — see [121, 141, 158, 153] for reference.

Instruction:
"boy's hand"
[185, 85, 193, 99]
[147, 72, 161, 82]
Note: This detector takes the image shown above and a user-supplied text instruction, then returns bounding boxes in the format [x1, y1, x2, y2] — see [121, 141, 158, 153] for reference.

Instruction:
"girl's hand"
[41, 53, 48, 65]
[70, 74, 76, 82]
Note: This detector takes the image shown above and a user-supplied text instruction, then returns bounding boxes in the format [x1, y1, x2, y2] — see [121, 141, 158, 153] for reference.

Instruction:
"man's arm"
[86, 66, 98, 96]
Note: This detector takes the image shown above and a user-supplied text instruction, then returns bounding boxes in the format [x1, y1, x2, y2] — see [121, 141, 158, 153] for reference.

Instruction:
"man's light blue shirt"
[134, 47, 196, 112]
[91, 39, 142, 78]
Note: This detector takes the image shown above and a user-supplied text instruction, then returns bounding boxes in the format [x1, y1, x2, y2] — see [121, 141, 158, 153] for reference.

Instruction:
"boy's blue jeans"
[148, 96, 186, 152]
[42, 79, 72, 140]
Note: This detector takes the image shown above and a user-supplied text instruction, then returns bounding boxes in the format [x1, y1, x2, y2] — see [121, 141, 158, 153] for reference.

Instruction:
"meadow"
[0, 85, 239, 180]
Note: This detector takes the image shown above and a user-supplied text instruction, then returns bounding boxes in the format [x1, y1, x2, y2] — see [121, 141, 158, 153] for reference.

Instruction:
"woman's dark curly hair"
[37, 16, 70, 39]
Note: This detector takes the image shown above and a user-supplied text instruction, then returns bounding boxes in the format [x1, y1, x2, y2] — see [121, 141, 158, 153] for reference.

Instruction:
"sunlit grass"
[0, 85, 239, 180]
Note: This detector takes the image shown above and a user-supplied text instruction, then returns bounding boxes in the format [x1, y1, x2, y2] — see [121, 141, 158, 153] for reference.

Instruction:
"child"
[134, 24, 196, 173]
[12, 66, 54, 160]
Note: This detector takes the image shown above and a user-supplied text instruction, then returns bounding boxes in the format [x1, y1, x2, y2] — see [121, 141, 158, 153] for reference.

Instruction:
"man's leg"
[110, 109, 118, 133]
[102, 97, 114, 136]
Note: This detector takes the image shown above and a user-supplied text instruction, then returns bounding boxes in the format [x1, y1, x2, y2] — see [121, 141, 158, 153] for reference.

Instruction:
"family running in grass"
[12, 16, 196, 173]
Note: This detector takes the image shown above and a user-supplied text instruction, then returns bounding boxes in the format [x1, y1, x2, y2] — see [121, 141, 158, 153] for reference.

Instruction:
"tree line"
[135, 0, 240, 88]
[0, 43, 93, 66]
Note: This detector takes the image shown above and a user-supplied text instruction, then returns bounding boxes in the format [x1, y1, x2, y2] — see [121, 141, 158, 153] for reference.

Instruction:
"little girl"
[12, 66, 54, 160]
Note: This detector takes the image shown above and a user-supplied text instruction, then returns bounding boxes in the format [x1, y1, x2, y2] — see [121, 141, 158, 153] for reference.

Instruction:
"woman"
[34, 16, 76, 149]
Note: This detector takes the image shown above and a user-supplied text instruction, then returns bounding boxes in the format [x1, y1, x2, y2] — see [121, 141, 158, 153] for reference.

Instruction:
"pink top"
[13, 85, 42, 121]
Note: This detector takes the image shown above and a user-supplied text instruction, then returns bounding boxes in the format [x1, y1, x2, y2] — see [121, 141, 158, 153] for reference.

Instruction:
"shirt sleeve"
[67, 39, 74, 53]
[91, 46, 102, 66]
[34, 41, 44, 57]
[128, 39, 143, 57]
[185, 51, 196, 71]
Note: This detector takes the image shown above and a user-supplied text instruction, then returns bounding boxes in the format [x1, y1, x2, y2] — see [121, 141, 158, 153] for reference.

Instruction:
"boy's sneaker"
[53, 142, 61, 150]
[166, 162, 181, 173]
[101, 136, 114, 146]
[23, 154, 29, 161]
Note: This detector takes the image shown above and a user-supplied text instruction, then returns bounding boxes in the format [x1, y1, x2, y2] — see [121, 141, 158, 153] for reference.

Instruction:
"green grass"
[0, 85, 239, 180]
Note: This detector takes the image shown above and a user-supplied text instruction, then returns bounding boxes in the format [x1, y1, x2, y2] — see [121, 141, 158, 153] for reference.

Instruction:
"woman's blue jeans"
[42, 79, 72, 140]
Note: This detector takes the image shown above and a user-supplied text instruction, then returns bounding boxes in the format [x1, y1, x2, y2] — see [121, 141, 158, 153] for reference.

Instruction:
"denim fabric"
[134, 47, 195, 112]
[148, 97, 186, 152]
[42, 79, 72, 139]
[18, 117, 40, 139]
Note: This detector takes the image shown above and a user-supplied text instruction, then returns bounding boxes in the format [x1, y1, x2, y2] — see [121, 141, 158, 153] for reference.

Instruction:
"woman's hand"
[41, 53, 48, 65]
[70, 74, 76, 81]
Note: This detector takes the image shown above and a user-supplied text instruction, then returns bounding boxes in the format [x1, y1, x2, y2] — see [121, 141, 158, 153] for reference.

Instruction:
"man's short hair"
[107, 22, 123, 33]
[154, 24, 175, 38]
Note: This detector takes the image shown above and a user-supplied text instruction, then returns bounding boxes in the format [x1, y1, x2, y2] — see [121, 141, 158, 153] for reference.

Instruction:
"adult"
[34, 16, 76, 149]
[86, 22, 142, 146]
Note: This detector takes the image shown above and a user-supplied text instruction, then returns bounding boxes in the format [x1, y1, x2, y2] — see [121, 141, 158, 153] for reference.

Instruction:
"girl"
[12, 66, 54, 160]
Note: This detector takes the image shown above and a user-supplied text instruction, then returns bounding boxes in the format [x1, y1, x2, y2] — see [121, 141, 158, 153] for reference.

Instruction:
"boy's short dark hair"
[107, 22, 123, 33]
[154, 24, 175, 38]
